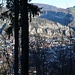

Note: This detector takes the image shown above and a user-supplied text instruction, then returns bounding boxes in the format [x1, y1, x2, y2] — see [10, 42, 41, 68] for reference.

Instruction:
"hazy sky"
[30, 0, 75, 8]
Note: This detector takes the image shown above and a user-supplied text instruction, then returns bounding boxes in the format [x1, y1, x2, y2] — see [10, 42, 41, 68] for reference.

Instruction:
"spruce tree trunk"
[14, 0, 19, 75]
[21, 0, 29, 75]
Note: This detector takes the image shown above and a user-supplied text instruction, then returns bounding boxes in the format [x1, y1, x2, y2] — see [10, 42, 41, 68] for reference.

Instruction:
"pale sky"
[30, 0, 75, 8]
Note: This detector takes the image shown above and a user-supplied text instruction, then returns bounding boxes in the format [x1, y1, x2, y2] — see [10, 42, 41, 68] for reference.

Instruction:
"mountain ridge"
[33, 3, 75, 29]
[33, 3, 69, 12]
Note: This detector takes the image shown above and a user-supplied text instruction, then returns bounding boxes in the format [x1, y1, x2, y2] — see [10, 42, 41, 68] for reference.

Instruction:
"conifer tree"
[1, 0, 41, 75]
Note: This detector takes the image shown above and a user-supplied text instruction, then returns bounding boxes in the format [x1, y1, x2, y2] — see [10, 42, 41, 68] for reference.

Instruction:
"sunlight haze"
[30, 0, 75, 8]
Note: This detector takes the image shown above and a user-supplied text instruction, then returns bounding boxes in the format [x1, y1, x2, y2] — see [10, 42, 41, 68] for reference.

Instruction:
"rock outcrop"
[29, 17, 75, 38]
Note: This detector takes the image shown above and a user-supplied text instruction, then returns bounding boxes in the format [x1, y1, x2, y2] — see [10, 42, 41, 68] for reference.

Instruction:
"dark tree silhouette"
[14, 0, 19, 75]
[20, 0, 28, 75]
[1, 0, 41, 75]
